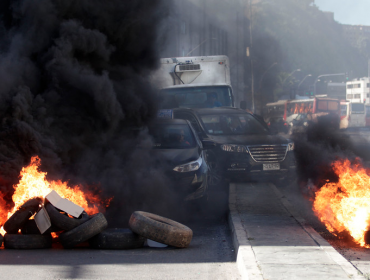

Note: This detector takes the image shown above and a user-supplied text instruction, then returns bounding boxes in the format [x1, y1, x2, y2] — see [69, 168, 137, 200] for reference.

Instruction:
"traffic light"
[345, 72, 349, 81]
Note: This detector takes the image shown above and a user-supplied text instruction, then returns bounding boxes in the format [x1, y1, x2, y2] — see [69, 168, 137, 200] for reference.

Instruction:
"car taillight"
[284, 122, 287, 126]
[267, 122, 270, 126]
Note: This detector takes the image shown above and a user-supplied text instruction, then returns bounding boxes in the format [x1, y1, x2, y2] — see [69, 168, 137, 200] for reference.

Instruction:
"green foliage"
[273, 72, 298, 100]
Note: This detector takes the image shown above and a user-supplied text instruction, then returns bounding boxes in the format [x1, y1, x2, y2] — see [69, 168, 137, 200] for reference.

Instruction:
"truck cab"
[152, 56, 234, 109]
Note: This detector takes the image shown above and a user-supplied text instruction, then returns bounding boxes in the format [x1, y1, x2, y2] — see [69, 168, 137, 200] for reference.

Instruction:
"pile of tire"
[3, 198, 53, 249]
[2, 198, 108, 249]
[88, 211, 193, 250]
[2, 199, 193, 250]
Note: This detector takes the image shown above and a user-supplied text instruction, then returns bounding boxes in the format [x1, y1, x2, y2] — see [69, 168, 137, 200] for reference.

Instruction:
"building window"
[347, 84, 353, 89]
[355, 94, 361, 99]
[367, 83, 370, 88]
[347, 94, 353, 99]
[367, 94, 370, 98]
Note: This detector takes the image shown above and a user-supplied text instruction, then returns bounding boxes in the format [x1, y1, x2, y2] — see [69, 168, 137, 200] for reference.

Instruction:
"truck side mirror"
[240, 101, 247, 110]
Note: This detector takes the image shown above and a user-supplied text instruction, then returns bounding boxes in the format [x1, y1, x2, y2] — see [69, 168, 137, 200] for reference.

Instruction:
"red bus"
[265, 97, 340, 128]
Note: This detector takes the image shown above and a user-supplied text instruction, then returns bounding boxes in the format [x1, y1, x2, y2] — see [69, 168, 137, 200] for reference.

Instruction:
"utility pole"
[249, 0, 255, 112]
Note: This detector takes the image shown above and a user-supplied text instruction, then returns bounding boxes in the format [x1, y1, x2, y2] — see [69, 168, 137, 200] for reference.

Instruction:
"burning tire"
[45, 203, 90, 231]
[4, 198, 42, 234]
[21, 219, 61, 235]
[89, 228, 146, 249]
[128, 211, 193, 248]
[4, 233, 52, 249]
[59, 213, 108, 249]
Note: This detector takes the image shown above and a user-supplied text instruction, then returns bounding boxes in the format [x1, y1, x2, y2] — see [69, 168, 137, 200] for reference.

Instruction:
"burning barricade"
[313, 158, 370, 247]
[0, 156, 193, 250]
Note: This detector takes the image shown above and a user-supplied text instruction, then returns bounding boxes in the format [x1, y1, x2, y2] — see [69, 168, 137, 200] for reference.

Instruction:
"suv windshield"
[148, 124, 196, 149]
[199, 114, 269, 135]
[160, 86, 233, 108]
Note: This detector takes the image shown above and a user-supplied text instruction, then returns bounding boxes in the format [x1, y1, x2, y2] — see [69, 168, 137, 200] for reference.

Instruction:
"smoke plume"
[0, 0, 175, 225]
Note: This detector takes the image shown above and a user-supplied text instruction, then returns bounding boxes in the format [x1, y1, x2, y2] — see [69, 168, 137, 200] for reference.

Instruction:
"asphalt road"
[275, 127, 370, 279]
[4, 128, 370, 280]
[0, 202, 240, 280]
[275, 178, 370, 279]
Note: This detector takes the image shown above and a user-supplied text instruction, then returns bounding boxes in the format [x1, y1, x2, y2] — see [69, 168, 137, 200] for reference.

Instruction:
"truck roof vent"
[179, 64, 201, 71]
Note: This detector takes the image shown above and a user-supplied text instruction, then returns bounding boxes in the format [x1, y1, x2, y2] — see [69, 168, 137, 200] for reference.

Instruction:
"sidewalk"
[228, 182, 365, 280]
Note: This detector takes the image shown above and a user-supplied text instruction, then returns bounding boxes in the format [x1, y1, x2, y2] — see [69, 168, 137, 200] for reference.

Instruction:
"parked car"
[148, 118, 208, 201]
[173, 107, 296, 183]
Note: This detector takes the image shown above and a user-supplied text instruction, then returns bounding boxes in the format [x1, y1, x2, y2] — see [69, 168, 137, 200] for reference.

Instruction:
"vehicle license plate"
[263, 163, 280, 171]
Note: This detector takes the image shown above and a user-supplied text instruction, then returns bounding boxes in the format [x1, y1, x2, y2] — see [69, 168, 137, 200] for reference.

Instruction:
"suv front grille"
[247, 145, 288, 163]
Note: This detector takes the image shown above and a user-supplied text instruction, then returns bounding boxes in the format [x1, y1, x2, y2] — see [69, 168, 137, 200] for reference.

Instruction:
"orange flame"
[0, 156, 112, 235]
[313, 159, 370, 247]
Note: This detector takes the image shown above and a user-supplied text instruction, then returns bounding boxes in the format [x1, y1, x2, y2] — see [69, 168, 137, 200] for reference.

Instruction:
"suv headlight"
[287, 142, 294, 151]
[173, 157, 202, 172]
[221, 144, 247, 153]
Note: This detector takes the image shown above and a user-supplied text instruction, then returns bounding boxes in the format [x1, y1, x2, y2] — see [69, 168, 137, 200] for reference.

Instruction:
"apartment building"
[346, 77, 370, 103]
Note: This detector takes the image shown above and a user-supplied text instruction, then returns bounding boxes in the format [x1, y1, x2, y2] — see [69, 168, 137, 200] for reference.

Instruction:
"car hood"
[151, 147, 200, 166]
[205, 134, 291, 145]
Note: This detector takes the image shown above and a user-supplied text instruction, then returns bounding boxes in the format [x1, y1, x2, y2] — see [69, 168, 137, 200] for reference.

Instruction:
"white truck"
[152, 55, 234, 109]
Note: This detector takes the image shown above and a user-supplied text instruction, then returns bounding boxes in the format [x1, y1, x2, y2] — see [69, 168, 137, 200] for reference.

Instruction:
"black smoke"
[0, 0, 176, 225]
[293, 120, 361, 193]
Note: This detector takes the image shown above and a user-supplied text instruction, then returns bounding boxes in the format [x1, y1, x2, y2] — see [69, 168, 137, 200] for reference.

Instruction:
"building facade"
[346, 77, 370, 103]
[327, 82, 346, 100]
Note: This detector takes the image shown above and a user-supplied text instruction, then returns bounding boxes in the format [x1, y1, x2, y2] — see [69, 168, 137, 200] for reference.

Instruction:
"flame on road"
[313, 159, 370, 247]
[0, 156, 111, 235]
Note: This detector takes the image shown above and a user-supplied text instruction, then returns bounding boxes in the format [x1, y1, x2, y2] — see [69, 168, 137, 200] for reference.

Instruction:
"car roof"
[173, 107, 248, 115]
[161, 83, 230, 90]
[151, 118, 189, 125]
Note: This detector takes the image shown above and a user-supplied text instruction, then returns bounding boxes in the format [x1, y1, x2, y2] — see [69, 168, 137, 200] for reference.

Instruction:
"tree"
[273, 72, 298, 101]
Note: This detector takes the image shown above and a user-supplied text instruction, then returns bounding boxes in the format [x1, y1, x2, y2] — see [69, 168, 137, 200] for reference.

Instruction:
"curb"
[228, 183, 263, 280]
[270, 183, 365, 280]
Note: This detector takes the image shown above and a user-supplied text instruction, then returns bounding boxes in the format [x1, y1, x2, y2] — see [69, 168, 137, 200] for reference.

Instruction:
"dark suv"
[173, 107, 296, 183]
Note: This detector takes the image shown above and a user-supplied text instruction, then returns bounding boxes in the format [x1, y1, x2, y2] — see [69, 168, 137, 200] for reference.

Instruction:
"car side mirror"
[201, 140, 217, 149]
[240, 101, 247, 110]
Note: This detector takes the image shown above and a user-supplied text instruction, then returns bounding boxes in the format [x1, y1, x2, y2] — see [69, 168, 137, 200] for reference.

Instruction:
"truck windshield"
[160, 86, 233, 109]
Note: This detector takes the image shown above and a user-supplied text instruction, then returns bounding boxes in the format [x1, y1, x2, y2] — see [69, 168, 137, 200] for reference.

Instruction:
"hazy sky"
[315, 0, 370, 26]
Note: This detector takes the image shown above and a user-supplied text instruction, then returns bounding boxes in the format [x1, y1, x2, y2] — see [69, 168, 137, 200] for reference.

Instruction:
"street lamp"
[298, 74, 312, 89]
[313, 73, 345, 95]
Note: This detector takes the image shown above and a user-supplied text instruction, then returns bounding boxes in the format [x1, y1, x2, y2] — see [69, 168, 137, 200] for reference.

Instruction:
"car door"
[174, 112, 204, 138]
